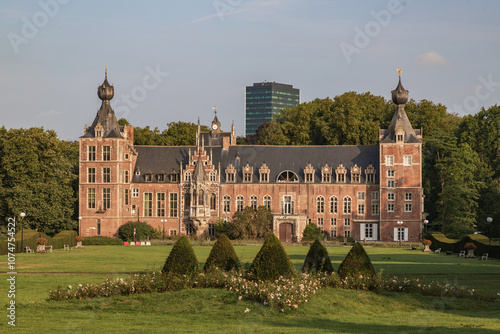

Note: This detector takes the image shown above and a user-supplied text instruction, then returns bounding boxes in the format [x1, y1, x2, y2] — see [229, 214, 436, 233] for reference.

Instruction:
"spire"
[381, 69, 418, 143]
[193, 155, 207, 182]
[82, 69, 122, 138]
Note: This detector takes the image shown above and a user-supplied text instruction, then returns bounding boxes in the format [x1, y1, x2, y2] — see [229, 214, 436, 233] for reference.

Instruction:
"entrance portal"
[279, 223, 293, 242]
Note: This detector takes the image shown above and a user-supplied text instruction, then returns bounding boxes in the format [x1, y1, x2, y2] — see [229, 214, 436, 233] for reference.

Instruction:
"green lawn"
[1, 245, 499, 333]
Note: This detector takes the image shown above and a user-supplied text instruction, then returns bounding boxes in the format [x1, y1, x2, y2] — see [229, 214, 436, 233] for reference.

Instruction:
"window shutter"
[393, 228, 398, 241]
[373, 224, 379, 241]
[360, 224, 365, 240]
[404, 228, 409, 241]
[291, 201, 294, 214]
[281, 201, 284, 214]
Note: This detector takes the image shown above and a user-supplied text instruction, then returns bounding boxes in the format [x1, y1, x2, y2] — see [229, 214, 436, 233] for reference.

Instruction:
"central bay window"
[282, 195, 294, 214]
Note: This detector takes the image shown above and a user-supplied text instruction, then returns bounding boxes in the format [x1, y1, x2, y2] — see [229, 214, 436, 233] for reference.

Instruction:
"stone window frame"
[243, 164, 253, 183]
[259, 163, 270, 183]
[343, 196, 351, 214]
[322, 164, 332, 183]
[405, 192, 413, 201]
[236, 195, 244, 212]
[102, 167, 111, 183]
[226, 164, 236, 183]
[329, 196, 338, 214]
[351, 164, 361, 183]
[102, 145, 111, 161]
[365, 164, 376, 183]
[316, 196, 325, 214]
[88, 146, 96, 161]
[223, 195, 231, 213]
[250, 195, 258, 210]
[277, 170, 299, 183]
[404, 155, 412, 166]
[263, 195, 271, 209]
[209, 171, 217, 182]
[304, 163, 315, 183]
[88, 167, 96, 183]
[335, 164, 346, 183]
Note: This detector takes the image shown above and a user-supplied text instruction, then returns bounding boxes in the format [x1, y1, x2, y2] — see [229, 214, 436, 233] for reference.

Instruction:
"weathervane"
[397, 68, 402, 76]
[212, 105, 217, 117]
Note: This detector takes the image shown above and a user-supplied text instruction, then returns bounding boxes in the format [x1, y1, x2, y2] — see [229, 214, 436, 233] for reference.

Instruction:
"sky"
[1, 0, 500, 140]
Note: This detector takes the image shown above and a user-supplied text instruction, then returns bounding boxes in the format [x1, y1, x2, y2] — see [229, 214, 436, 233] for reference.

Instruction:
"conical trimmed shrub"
[247, 233, 297, 280]
[204, 234, 241, 272]
[162, 236, 198, 276]
[301, 239, 334, 273]
[337, 242, 375, 279]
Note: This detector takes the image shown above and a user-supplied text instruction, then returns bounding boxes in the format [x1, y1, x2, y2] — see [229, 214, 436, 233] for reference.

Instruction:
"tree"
[0, 128, 77, 235]
[118, 221, 155, 242]
[302, 223, 323, 241]
[203, 234, 241, 272]
[337, 243, 376, 280]
[162, 236, 198, 276]
[247, 233, 296, 280]
[223, 206, 273, 239]
[162, 121, 209, 146]
[302, 239, 334, 273]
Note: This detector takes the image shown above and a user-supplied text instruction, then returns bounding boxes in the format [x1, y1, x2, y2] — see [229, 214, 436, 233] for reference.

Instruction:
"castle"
[79, 71, 423, 242]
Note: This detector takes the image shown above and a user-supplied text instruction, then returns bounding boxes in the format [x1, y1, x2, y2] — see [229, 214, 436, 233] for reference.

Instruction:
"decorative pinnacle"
[105, 65, 107, 79]
[397, 68, 402, 77]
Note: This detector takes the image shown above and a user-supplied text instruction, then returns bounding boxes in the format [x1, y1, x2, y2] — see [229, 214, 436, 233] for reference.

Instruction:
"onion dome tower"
[82, 67, 122, 138]
[381, 69, 419, 143]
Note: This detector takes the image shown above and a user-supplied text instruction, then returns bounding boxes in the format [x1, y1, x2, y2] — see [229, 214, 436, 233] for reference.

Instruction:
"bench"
[25, 246, 34, 253]
[46, 245, 53, 253]
[479, 253, 488, 261]
[64, 244, 70, 251]
[458, 250, 466, 257]
[434, 248, 441, 254]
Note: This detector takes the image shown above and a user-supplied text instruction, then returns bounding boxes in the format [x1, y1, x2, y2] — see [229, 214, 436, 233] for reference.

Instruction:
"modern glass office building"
[245, 82, 300, 137]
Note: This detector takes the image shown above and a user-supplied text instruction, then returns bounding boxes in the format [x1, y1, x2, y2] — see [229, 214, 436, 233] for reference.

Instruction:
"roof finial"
[397, 68, 402, 77]
[105, 65, 108, 79]
[212, 105, 217, 118]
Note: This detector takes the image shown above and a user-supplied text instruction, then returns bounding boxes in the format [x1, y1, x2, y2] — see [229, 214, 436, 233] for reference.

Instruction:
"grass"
[1, 244, 500, 333]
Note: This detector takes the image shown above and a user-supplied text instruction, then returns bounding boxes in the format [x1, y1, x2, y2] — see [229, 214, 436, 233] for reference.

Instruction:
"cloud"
[38, 110, 63, 118]
[414, 51, 451, 66]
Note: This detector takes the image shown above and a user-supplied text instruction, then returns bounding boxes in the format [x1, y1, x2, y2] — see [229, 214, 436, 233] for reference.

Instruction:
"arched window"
[343, 196, 351, 214]
[184, 192, 190, 210]
[198, 190, 204, 206]
[236, 195, 244, 212]
[277, 170, 299, 182]
[184, 171, 191, 182]
[223, 195, 230, 213]
[209, 171, 217, 182]
[250, 195, 258, 210]
[316, 196, 325, 214]
[330, 196, 338, 214]
[263, 195, 271, 209]
[210, 193, 216, 210]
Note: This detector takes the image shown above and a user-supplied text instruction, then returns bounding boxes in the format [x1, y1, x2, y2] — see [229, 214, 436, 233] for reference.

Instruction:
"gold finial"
[105, 65, 107, 79]
[397, 68, 402, 76]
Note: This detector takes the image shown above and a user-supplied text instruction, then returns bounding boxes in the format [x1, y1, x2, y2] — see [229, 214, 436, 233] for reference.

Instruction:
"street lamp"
[487, 217, 493, 249]
[20, 212, 26, 253]
[161, 219, 165, 241]
[423, 219, 429, 240]
[78, 216, 82, 236]
[397, 220, 404, 247]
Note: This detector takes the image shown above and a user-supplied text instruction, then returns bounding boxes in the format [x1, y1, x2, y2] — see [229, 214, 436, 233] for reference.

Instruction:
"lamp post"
[487, 217, 493, 251]
[397, 220, 404, 247]
[20, 212, 26, 253]
[423, 219, 429, 240]
[161, 219, 165, 241]
[78, 216, 82, 237]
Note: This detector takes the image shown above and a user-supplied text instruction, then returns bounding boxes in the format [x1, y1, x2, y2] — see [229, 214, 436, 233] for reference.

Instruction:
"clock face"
[212, 124, 218, 130]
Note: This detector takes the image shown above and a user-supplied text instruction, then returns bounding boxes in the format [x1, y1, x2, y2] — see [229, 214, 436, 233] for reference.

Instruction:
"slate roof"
[132, 145, 379, 184]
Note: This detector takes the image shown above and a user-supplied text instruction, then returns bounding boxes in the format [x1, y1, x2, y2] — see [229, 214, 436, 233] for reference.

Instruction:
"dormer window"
[277, 170, 298, 182]
[145, 174, 152, 182]
[209, 171, 217, 182]
[304, 163, 315, 183]
[335, 164, 346, 183]
[170, 173, 178, 182]
[351, 164, 361, 183]
[95, 124, 104, 138]
[396, 127, 404, 143]
[184, 171, 191, 182]
[321, 165, 332, 183]
[259, 163, 270, 183]
[157, 174, 165, 182]
[226, 164, 236, 183]
[243, 164, 253, 183]
[365, 164, 376, 183]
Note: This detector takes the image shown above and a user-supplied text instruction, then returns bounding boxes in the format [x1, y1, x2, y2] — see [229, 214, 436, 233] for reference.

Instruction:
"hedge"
[82, 236, 123, 245]
[51, 230, 78, 249]
[429, 233, 499, 258]
[1, 229, 52, 254]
